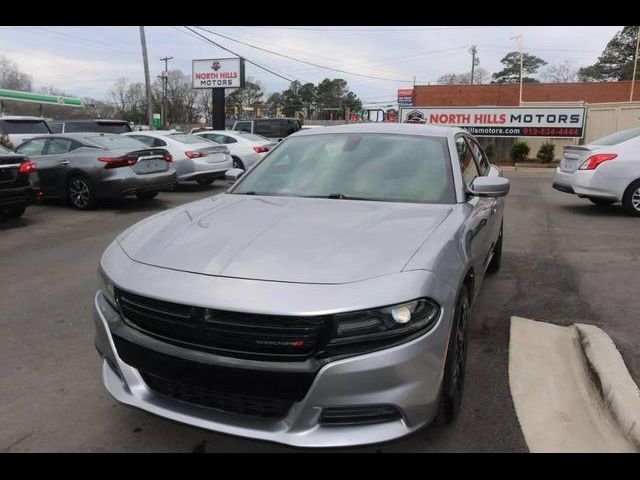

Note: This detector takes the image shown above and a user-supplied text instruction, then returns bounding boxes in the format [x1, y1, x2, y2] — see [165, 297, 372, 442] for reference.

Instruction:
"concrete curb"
[575, 323, 640, 450]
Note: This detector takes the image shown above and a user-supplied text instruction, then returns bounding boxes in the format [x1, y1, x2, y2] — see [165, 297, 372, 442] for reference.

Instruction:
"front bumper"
[93, 287, 451, 447]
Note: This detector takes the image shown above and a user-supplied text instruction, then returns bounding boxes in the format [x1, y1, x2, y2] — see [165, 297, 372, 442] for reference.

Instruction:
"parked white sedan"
[193, 130, 276, 170]
[553, 127, 640, 216]
[123, 131, 233, 185]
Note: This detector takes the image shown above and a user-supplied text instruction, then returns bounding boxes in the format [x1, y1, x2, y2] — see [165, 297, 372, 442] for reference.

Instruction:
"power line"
[176, 26, 302, 84]
[192, 26, 415, 83]
[236, 26, 502, 33]
[24, 27, 139, 57]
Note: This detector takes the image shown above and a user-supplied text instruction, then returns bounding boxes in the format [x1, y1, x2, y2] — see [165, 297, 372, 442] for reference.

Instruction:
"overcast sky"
[0, 26, 623, 106]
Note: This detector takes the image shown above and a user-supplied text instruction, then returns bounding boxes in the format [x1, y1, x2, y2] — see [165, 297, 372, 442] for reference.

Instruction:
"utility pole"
[160, 56, 173, 128]
[630, 26, 640, 102]
[469, 45, 478, 85]
[510, 35, 524, 105]
[138, 26, 154, 129]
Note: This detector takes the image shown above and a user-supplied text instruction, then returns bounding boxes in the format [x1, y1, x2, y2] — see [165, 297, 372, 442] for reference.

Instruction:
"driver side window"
[455, 136, 479, 187]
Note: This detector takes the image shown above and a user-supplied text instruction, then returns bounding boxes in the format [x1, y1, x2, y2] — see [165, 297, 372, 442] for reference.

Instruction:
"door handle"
[58, 160, 70, 165]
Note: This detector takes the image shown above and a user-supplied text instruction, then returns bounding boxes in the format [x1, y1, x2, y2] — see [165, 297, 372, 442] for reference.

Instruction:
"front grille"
[116, 289, 330, 361]
[113, 336, 315, 418]
[140, 371, 292, 418]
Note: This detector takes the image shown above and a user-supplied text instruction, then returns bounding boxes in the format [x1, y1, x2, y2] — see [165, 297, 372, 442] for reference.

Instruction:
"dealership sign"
[192, 58, 245, 89]
[397, 89, 413, 106]
[399, 106, 586, 138]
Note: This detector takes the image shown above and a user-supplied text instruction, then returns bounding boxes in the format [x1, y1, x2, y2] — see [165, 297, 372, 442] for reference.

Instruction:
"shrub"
[510, 141, 530, 162]
[536, 143, 555, 163]
[484, 143, 496, 162]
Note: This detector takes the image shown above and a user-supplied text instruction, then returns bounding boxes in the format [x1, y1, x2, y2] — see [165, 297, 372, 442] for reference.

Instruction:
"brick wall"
[414, 81, 640, 106]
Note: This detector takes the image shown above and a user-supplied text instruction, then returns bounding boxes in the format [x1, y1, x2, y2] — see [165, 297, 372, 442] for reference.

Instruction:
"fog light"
[391, 306, 411, 324]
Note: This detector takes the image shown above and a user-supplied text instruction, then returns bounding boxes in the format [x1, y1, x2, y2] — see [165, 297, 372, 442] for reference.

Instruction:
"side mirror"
[468, 176, 510, 197]
[225, 168, 245, 185]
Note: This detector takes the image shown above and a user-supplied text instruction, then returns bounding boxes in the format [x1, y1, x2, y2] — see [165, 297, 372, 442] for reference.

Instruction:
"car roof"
[0, 116, 48, 121]
[289, 122, 463, 138]
[52, 119, 129, 123]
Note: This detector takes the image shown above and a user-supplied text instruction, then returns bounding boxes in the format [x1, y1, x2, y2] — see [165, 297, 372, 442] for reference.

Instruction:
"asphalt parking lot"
[1, 170, 638, 452]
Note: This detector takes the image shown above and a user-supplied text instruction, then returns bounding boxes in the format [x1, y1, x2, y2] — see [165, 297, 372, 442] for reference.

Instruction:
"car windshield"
[236, 131, 269, 142]
[591, 127, 640, 146]
[232, 133, 455, 204]
[65, 121, 131, 134]
[0, 120, 50, 134]
[167, 133, 209, 144]
[88, 135, 148, 149]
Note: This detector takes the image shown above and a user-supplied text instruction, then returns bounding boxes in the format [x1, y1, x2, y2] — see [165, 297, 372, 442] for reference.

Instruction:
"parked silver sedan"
[553, 127, 640, 216]
[15, 133, 176, 209]
[94, 123, 509, 447]
[123, 131, 233, 186]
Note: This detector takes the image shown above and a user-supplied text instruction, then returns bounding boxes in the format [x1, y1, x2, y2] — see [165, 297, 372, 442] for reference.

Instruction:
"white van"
[0, 116, 52, 148]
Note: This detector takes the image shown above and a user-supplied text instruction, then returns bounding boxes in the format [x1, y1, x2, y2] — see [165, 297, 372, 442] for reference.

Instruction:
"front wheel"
[435, 285, 470, 425]
[136, 190, 159, 200]
[67, 176, 94, 210]
[622, 180, 640, 217]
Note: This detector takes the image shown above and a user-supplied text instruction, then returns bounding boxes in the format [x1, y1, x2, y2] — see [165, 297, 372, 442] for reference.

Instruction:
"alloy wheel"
[232, 158, 242, 169]
[632, 187, 640, 212]
[69, 178, 90, 208]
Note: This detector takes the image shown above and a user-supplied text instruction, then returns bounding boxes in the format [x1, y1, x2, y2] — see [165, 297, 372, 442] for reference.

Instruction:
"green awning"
[0, 88, 83, 107]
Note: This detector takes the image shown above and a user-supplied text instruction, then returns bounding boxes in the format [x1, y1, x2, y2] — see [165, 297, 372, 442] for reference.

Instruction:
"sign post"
[192, 58, 245, 131]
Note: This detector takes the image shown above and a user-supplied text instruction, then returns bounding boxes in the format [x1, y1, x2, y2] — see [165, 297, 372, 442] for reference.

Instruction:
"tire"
[67, 176, 94, 210]
[622, 179, 640, 217]
[232, 156, 245, 170]
[196, 177, 215, 186]
[487, 223, 503, 273]
[435, 285, 470, 425]
[588, 198, 615, 206]
[136, 190, 159, 200]
[2, 205, 26, 219]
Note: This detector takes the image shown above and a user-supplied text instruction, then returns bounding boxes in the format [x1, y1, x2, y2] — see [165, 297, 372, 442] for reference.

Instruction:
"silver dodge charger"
[94, 123, 509, 447]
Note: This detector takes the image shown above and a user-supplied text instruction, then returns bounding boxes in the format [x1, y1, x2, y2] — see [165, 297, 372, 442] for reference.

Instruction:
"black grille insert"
[141, 371, 293, 419]
[116, 289, 331, 361]
[320, 405, 402, 426]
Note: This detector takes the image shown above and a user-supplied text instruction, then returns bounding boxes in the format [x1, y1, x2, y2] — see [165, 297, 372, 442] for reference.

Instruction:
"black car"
[232, 118, 301, 141]
[0, 144, 38, 219]
[48, 119, 132, 134]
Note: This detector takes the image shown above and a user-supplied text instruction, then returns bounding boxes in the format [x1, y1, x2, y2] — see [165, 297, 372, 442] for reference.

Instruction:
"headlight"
[97, 266, 116, 309]
[328, 298, 440, 347]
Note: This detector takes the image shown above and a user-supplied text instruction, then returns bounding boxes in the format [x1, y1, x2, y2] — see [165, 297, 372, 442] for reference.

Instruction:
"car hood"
[118, 194, 452, 284]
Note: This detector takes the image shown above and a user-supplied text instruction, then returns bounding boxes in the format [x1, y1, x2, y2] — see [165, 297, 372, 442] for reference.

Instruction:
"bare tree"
[438, 68, 490, 85]
[0, 56, 33, 91]
[541, 61, 579, 83]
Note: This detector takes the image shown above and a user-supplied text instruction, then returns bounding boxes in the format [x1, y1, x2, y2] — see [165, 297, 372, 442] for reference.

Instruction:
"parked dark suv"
[232, 118, 301, 141]
[48, 119, 132, 134]
[0, 144, 38, 219]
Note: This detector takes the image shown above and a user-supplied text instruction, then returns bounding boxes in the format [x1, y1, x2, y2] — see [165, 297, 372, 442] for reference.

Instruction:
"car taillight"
[253, 146, 269, 154]
[163, 153, 173, 162]
[185, 150, 205, 159]
[18, 160, 37, 174]
[98, 155, 138, 169]
[579, 153, 617, 170]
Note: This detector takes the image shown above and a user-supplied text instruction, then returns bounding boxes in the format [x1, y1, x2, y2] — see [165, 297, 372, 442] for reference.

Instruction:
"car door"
[15, 137, 52, 194]
[455, 135, 495, 282]
[43, 137, 81, 196]
[465, 136, 503, 244]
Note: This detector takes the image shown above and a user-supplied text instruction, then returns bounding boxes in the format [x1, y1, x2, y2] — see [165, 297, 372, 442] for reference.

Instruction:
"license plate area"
[134, 157, 168, 174]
